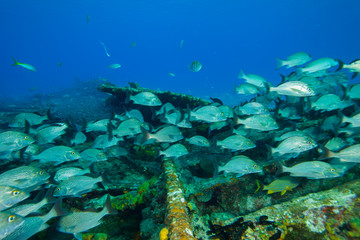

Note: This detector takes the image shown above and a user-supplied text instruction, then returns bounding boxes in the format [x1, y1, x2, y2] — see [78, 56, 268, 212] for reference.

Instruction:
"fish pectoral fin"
[267, 190, 274, 194]
[73, 233, 83, 240]
[281, 190, 287, 195]
[289, 88, 302, 93]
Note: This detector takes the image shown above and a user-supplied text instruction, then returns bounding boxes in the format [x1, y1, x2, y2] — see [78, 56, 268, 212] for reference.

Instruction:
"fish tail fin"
[12, 57, 20, 66]
[275, 161, 286, 176]
[336, 59, 345, 71]
[125, 90, 131, 104]
[237, 69, 246, 79]
[103, 194, 117, 215]
[265, 144, 274, 160]
[42, 198, 67, 222]
[137, 126, 151, 145]
[46, 108, 53, 121]
[351, 72, 359, 79]
[275, 58, 284, 69]
[318, 146, 334, 160]
[24, 119, 30, 134]
[107, 122, 114, 141]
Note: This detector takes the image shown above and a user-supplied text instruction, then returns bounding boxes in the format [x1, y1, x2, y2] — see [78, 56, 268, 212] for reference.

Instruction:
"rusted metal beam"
[163, 159, 197, 240]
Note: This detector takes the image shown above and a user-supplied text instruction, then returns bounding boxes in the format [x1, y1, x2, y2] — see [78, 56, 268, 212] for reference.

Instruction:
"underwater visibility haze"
[1, 0, 360, 240]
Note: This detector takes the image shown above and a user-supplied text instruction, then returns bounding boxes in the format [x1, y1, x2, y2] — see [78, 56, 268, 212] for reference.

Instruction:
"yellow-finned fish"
[189, 61, 202, 72]
[12, 58, 36, 72]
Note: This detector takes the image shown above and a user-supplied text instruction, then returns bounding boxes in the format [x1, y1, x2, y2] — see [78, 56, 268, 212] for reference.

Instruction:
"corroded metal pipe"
[163, 159, 197, 240]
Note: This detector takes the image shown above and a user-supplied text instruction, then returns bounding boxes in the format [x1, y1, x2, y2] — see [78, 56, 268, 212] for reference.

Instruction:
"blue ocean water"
[1, 0, 359, 103]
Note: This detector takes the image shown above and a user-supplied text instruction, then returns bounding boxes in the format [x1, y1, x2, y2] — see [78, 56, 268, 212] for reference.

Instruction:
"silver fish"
[0, 212, 24, 239]
[70, 131, 87, 146]
[128, 92, 162, 106]
[347, 84, 360, 99]
[105, 146, 128, 158]
[269, 81, 315, 97]
[279, 161, 340, 179]
[80, 149, 107, 162]
[311, 94, 352, 112]
[0, 131, 35, 157]
[217, 135, 256, 151]
[54, 167, 91, 182]
[186, 135, 210, 147]
[0, 166, 50, 190]
[4, 199, 65, 240]
[0, 186, 30, 211]
[236, 102, 269, 115]
[299, 57, 338, 74]
[271, 136, 317, 156]
[218, 155, 262, 177]
[113, 118, 145, 138]
[189, 105, 227, 123]
[57, 195, 116, 234]
[323, 144, 360, 163]
[35, 123, 67, 145]
[276, 52, 312, 69]
[236, 114, 279, 131]
[342, 112, 360, 127]
[8, 189, 54, 217]
[159, 143, 188, 158]
[238, 70, 267, 88]
[9, 112, 48, 128]
[137, 125, 183, 145]
[92, 134, 122, 149]
[53, 175, 103, 197]
[234, 83, 259, 95]
[32, 146, 80, 165]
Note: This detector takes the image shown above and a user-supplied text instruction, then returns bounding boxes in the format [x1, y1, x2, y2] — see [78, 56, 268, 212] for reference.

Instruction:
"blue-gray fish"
[299, 57, 338, 74]
[9, 112, 48, 127]
[112, 118, 144, 137]
[0, 211, 24, 239]
[186, 135, 210, 147]
[53, 175, 103, 197]
[127, 92, 162, 106]
[32, 146, 80, 165]
[80, 148, 107, 163]
[270, 136, 317, 157]
[8, 189, 55, 217]
[4, 199, 65, 240]
[35, 123, 67, 145]
[189, 61, 202, 72]
[159, 143, 189, 158]
[0, 131, 35, 158]
[311, 94, 352, 112]
[54, 167, 91, 182]
[137, 126, 183, 145]
[218, 155, 262, 177]
[269, 81, 315, 97]
[217, 135, 256, 151]
[322, 144, 360, 163]
[235, 114, 279, 131]
[57, 195, 116, 235]
[234, 83, 259, 95]
[276, 52, 312, 69]
[279, 161, 340, 179]
[0, 186, 30, 211]
[70, 131, 87, 145]
[236, 102, 269, 115]
[0, 166, 50, 190]
[189, 105, 227, 123]
[238, 70, 267, 88]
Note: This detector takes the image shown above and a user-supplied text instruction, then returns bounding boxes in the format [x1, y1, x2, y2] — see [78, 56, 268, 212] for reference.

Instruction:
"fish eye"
[12, 190, 20, 196]
[55, 187, 61, 192]
[8, 215, 16, 222]
[330, 168, 336, 173]
[39, 170, 44, 175]
[71, 151, 76, 155]
[253, 164, 258, 168]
